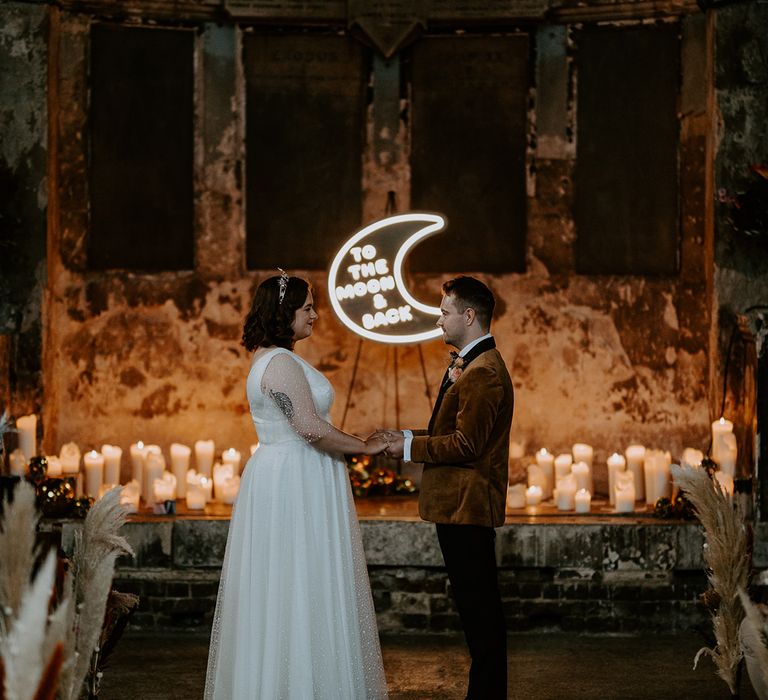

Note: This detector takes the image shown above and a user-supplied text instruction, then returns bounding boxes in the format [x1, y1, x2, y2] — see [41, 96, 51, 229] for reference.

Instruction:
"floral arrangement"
[346, 455, 416, 497]
[447, 352, 465, 384]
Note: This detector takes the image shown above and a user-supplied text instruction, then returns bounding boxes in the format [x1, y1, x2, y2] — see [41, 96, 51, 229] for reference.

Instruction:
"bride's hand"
[363, 434, 390, 455]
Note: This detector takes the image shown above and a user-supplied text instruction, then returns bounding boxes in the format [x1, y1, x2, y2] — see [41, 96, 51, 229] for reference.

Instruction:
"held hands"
[363, 433, 390, 456]
[367, 430, 405, 459]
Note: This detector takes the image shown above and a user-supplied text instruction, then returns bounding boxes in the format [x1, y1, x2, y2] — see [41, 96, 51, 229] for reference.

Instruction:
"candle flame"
[538, 448, 548, 456]
[137, 440, 144, 449]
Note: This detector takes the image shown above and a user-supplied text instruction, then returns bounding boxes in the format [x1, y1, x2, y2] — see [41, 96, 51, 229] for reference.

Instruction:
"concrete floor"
[98, 631, 759, 699]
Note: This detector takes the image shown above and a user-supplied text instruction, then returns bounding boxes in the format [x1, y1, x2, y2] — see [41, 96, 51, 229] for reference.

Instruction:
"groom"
[382, 275, 513, 699]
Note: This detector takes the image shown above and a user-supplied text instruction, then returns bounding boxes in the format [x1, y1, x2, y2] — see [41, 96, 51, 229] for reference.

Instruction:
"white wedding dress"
[204, 348, 388, 699]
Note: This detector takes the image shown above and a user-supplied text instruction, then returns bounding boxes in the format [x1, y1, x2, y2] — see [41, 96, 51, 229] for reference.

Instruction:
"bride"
[204, 271, 389, 699]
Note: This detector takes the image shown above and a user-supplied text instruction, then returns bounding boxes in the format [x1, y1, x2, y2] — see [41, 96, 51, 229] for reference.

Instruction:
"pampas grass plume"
[59, 486, 133, 700]
[0, 482, 40, 621]
[671, 464, 749, 696]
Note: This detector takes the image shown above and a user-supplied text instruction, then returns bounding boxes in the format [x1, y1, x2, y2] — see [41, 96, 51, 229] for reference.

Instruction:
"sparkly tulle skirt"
[204, 440, 388, 699]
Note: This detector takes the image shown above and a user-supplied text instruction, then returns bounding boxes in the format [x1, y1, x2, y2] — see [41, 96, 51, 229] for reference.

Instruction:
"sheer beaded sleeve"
[260, 352, 334, 444]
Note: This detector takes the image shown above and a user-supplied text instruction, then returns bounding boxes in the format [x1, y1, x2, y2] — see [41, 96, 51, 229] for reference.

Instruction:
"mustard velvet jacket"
[411, 347, 514, 528]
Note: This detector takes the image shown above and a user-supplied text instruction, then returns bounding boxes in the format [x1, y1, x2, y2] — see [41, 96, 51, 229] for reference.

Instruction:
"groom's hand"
[384, 433, 404, 459]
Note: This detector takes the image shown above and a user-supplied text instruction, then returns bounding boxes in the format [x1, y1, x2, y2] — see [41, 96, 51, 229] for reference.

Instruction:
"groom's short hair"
[442, 276, 495, 330]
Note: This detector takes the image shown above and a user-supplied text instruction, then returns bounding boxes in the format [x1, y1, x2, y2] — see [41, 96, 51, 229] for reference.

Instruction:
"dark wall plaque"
[574, 24, 680, 276]
[408, 35, 529, 273]
[89, 24, 194, 271]
[348, 0, 427, 58]
[244, 34, 367, 271]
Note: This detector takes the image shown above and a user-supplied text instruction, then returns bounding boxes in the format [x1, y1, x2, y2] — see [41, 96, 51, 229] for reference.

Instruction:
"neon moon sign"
[328, 213, 446, 344]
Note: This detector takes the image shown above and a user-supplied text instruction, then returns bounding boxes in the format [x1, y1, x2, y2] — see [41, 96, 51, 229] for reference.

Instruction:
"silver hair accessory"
[277, 268, 289, 304]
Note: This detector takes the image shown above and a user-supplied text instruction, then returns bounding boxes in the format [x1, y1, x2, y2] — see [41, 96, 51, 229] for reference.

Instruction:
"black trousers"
[436, 523, 507, 700]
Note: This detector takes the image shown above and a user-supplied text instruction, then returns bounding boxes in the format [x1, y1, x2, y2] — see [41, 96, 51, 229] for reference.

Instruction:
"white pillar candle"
[656, 454, 672, 501]
[187, 469, 200, 489]
[573, 444, 594, 493]
[606, 453, 627, 506]
[527, 464, 548, 496]
[83, 450, 105, 499]
[644, 452, 655, 504]
[718, 433, 738, 476]
[509, 441, 525, 459]
[680, 447, 703, 470]
[711, 417, 734, 464]
[153, 471, 177, 502]
[195, 440, 215, 477]
[187, 470, 213, 503]
[129, 441, 148, 484]
[507, 483, 526, 509]
[186, 485, 206, 510]
[535, 449, 555, 498]
[625, 444, 646, 501]
[222, 448, 242, 475]
[614, 471, 636, 513]
[555, 475, 577, 511]
[525, 485, 543, 506]
[644, 451, 656, 505]
[221, 476, 240, 505]
[200, 475, 213, 503]
[572, 443, 593, 467]
[16, 414, 37, 461]
[554, 453, 573, 481]
[120, 480, 141, 514]
[213, 462, 235, 501]
[715, 470, 734, 496]
[645, 449, 672, 505]
[59, 442, 81, 475]
[170, 443, 192, 498]
[574, 488, 591, 514]
[101, 444, 122, 486]
[571, 461, 591, 492]
[45, 455, 62, 477]
[143, 451, 165, 505]
[9, 448, 27, 476]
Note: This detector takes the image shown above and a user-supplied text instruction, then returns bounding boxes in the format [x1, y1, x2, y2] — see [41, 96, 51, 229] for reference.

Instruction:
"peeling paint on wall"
[0, 3, 48, 414]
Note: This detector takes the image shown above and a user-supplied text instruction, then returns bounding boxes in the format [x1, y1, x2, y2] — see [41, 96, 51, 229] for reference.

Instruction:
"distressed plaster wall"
[0, 3, 48, 418]
[712, 5, 768, 367]
[710, 5, 768, 487]
[38, 9, 725, 491]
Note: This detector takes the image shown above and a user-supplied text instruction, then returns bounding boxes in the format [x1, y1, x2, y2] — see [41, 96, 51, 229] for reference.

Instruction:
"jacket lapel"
[428, 337, 496, 435]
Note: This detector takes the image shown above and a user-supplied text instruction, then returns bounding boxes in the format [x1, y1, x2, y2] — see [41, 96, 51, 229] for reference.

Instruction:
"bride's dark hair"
[242, 275, 311, 351]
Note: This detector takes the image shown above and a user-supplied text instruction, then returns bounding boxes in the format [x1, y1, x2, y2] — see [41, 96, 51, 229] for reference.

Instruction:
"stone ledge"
[57, 516, 715, 633]
[61, 517, 708, 571]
